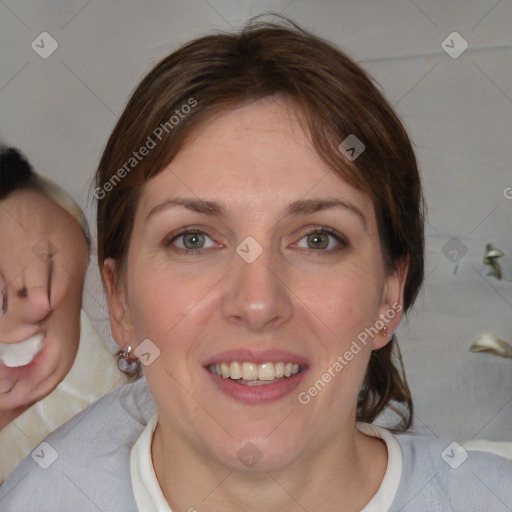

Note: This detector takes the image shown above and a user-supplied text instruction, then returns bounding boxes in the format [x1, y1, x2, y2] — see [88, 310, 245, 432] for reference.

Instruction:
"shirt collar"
[130, 415, 403, 512]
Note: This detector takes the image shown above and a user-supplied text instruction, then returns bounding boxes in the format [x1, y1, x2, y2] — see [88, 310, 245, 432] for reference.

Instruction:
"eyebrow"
[146, 197, 367, 230]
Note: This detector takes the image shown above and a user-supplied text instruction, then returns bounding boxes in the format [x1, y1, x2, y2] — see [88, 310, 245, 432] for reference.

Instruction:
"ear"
[372, 257, 409, 350]
[102, 258, 136, 351]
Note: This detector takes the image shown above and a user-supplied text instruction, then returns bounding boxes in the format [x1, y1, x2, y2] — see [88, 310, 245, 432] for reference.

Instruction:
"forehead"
[0, 189, 75, 239]
[138, 99, 375, 220]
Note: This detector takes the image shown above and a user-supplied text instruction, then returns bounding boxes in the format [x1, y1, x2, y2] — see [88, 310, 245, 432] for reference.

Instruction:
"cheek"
[44, 238, 87, 369]
[50, 235, 88, 308]
[293, 261, 383, 343]
[129, 265, 208, 346]
[45, 303, 81, 379]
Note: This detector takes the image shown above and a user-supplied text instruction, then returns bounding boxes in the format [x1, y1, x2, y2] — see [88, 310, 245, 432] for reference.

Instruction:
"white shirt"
[130, 414, 403, 512]
[2, 376, 511, 511]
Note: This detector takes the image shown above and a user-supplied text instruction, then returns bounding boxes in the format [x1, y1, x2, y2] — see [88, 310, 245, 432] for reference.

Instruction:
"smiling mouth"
[0, 333, 45, 368]
[207, 361, 306, 385]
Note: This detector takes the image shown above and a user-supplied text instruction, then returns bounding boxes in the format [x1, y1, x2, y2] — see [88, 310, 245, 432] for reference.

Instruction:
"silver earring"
[117, 346, 141, 376]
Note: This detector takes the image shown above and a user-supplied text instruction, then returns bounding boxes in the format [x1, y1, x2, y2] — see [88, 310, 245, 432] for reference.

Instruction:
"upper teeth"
[208, 361, 301, 381]
[0, 333, 44, 368]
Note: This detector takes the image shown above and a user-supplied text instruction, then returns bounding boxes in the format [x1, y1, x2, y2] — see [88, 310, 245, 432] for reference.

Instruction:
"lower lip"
[205, 368, 308, 404]
[0, 337, 48, 380]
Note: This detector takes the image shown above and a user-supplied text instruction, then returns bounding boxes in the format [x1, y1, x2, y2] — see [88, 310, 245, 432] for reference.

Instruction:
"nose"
[221, 245, 294, 332]
[0, 259, 52, 341]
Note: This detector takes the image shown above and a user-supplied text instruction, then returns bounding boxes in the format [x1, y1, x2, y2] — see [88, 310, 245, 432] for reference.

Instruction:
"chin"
[212, 433, 303, 473]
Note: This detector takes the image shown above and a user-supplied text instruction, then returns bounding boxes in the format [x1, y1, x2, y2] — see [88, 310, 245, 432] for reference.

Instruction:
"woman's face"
[108, 98, 406, 471]
[0, 189, 88, 420]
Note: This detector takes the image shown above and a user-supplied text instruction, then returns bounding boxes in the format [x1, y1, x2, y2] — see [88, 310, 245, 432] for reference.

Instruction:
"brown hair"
[94, 18, 424, 430]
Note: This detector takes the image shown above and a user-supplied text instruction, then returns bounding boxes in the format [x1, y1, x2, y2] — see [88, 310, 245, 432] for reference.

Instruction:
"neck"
[151, 420, 387, 512]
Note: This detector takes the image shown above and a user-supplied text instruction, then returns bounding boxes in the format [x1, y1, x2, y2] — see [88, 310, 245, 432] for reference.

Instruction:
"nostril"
[14, 285, 52, 319]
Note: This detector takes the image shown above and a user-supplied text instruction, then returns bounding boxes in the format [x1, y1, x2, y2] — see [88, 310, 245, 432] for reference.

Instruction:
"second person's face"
[0, 189, 88, 420]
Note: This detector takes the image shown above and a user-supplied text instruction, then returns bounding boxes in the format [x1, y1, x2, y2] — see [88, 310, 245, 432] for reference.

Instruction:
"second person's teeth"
[0, 333, 44, 368]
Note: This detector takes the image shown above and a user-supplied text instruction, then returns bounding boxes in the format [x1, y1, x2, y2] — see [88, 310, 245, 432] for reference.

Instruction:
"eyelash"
[165, 226, 348, 256]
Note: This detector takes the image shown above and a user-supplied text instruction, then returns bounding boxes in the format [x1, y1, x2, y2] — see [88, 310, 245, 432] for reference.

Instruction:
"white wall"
[1, 0, 511, 441]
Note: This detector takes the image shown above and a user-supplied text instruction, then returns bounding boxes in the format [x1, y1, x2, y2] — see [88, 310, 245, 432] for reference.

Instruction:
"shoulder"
[389, 430, 512, 511]
[0, 376, 156, 512]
